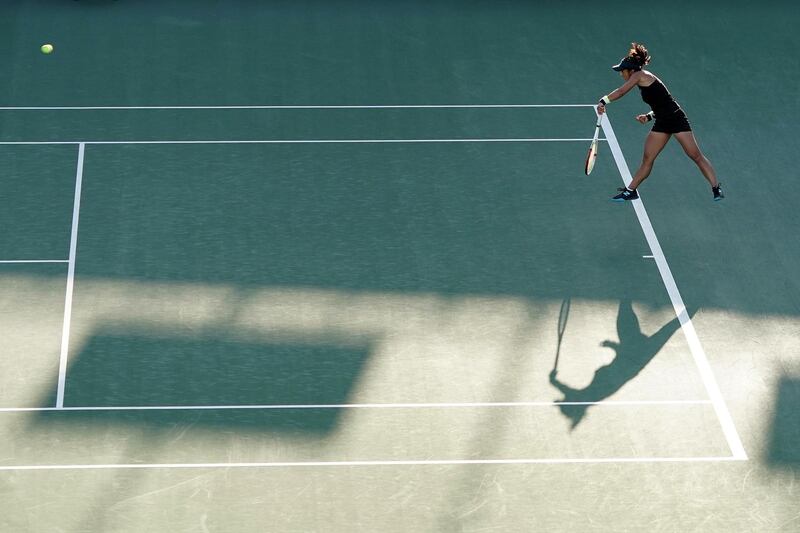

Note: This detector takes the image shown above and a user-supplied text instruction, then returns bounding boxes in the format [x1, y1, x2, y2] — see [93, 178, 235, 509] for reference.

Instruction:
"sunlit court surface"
[2, 2, 799, 532]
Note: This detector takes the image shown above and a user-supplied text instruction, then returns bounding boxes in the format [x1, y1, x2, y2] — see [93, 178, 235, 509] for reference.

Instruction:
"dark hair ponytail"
[628, 42, 651, 68]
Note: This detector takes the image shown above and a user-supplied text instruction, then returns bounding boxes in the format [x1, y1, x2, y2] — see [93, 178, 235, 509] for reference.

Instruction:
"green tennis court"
[1, 1, 799, 532]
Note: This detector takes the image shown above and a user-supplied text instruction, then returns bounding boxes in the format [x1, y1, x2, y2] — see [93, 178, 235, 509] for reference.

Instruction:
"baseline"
[0, 456, 742, 472]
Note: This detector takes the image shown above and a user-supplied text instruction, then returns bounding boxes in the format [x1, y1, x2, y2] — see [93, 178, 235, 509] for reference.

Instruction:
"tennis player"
[597, 43, 724, 202]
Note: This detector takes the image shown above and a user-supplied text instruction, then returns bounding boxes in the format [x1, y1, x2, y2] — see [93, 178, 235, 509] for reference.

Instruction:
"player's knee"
[686, 150, 703, 162]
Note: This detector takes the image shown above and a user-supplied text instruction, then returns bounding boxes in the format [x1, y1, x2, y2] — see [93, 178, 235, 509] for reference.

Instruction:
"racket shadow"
[552, 296, 571, 372]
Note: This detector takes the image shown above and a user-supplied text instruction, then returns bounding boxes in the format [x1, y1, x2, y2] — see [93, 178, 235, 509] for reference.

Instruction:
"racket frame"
[584, 114, 602, 175]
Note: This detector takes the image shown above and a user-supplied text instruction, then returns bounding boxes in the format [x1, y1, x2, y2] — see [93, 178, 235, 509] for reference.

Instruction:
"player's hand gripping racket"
[584, 114, 602, 175]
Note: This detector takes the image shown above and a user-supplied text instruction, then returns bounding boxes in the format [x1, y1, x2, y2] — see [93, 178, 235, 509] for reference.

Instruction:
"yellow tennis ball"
[41, 44, 54, 54]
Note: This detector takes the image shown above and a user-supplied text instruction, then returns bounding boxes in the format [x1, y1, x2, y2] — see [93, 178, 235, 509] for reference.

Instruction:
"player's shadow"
[549, 300, 690, 429]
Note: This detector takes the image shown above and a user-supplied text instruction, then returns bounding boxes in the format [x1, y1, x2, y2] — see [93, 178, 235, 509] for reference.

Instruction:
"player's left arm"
[609, 71, 644, 101]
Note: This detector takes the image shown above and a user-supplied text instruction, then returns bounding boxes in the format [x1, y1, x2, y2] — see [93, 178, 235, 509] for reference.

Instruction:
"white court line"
[0, 399, 712, 413]
[0, 456, 741, 472]
[0, 260, 69, 264]
[0, 138, 606, 146]
[55, 143, 85, 409]
[0, 104, 595, 110]
[602, 113, 748, 461]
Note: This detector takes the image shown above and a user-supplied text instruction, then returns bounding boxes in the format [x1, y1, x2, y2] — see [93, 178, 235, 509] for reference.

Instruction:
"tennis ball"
[41, 44, 54, 54]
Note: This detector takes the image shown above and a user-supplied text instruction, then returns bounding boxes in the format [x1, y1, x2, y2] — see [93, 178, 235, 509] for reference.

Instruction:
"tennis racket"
[584, 114, 602, 175]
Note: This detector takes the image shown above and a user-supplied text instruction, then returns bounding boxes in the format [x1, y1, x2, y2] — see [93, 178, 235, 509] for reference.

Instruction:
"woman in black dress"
[597, 43, 723, 202]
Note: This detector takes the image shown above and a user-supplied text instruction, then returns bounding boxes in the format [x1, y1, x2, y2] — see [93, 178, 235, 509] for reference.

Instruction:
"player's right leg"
[611, 131, 671, 202]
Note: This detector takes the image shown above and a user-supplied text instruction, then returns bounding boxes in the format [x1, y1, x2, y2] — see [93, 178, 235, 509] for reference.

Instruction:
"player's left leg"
[674, 131, 724, 200]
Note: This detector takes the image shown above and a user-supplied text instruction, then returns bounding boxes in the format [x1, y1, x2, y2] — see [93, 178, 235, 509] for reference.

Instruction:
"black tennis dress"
[639, 77, 692, 134]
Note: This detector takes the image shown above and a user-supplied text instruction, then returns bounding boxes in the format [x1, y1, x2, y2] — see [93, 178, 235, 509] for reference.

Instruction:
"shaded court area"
[767, 376, 800, 470]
